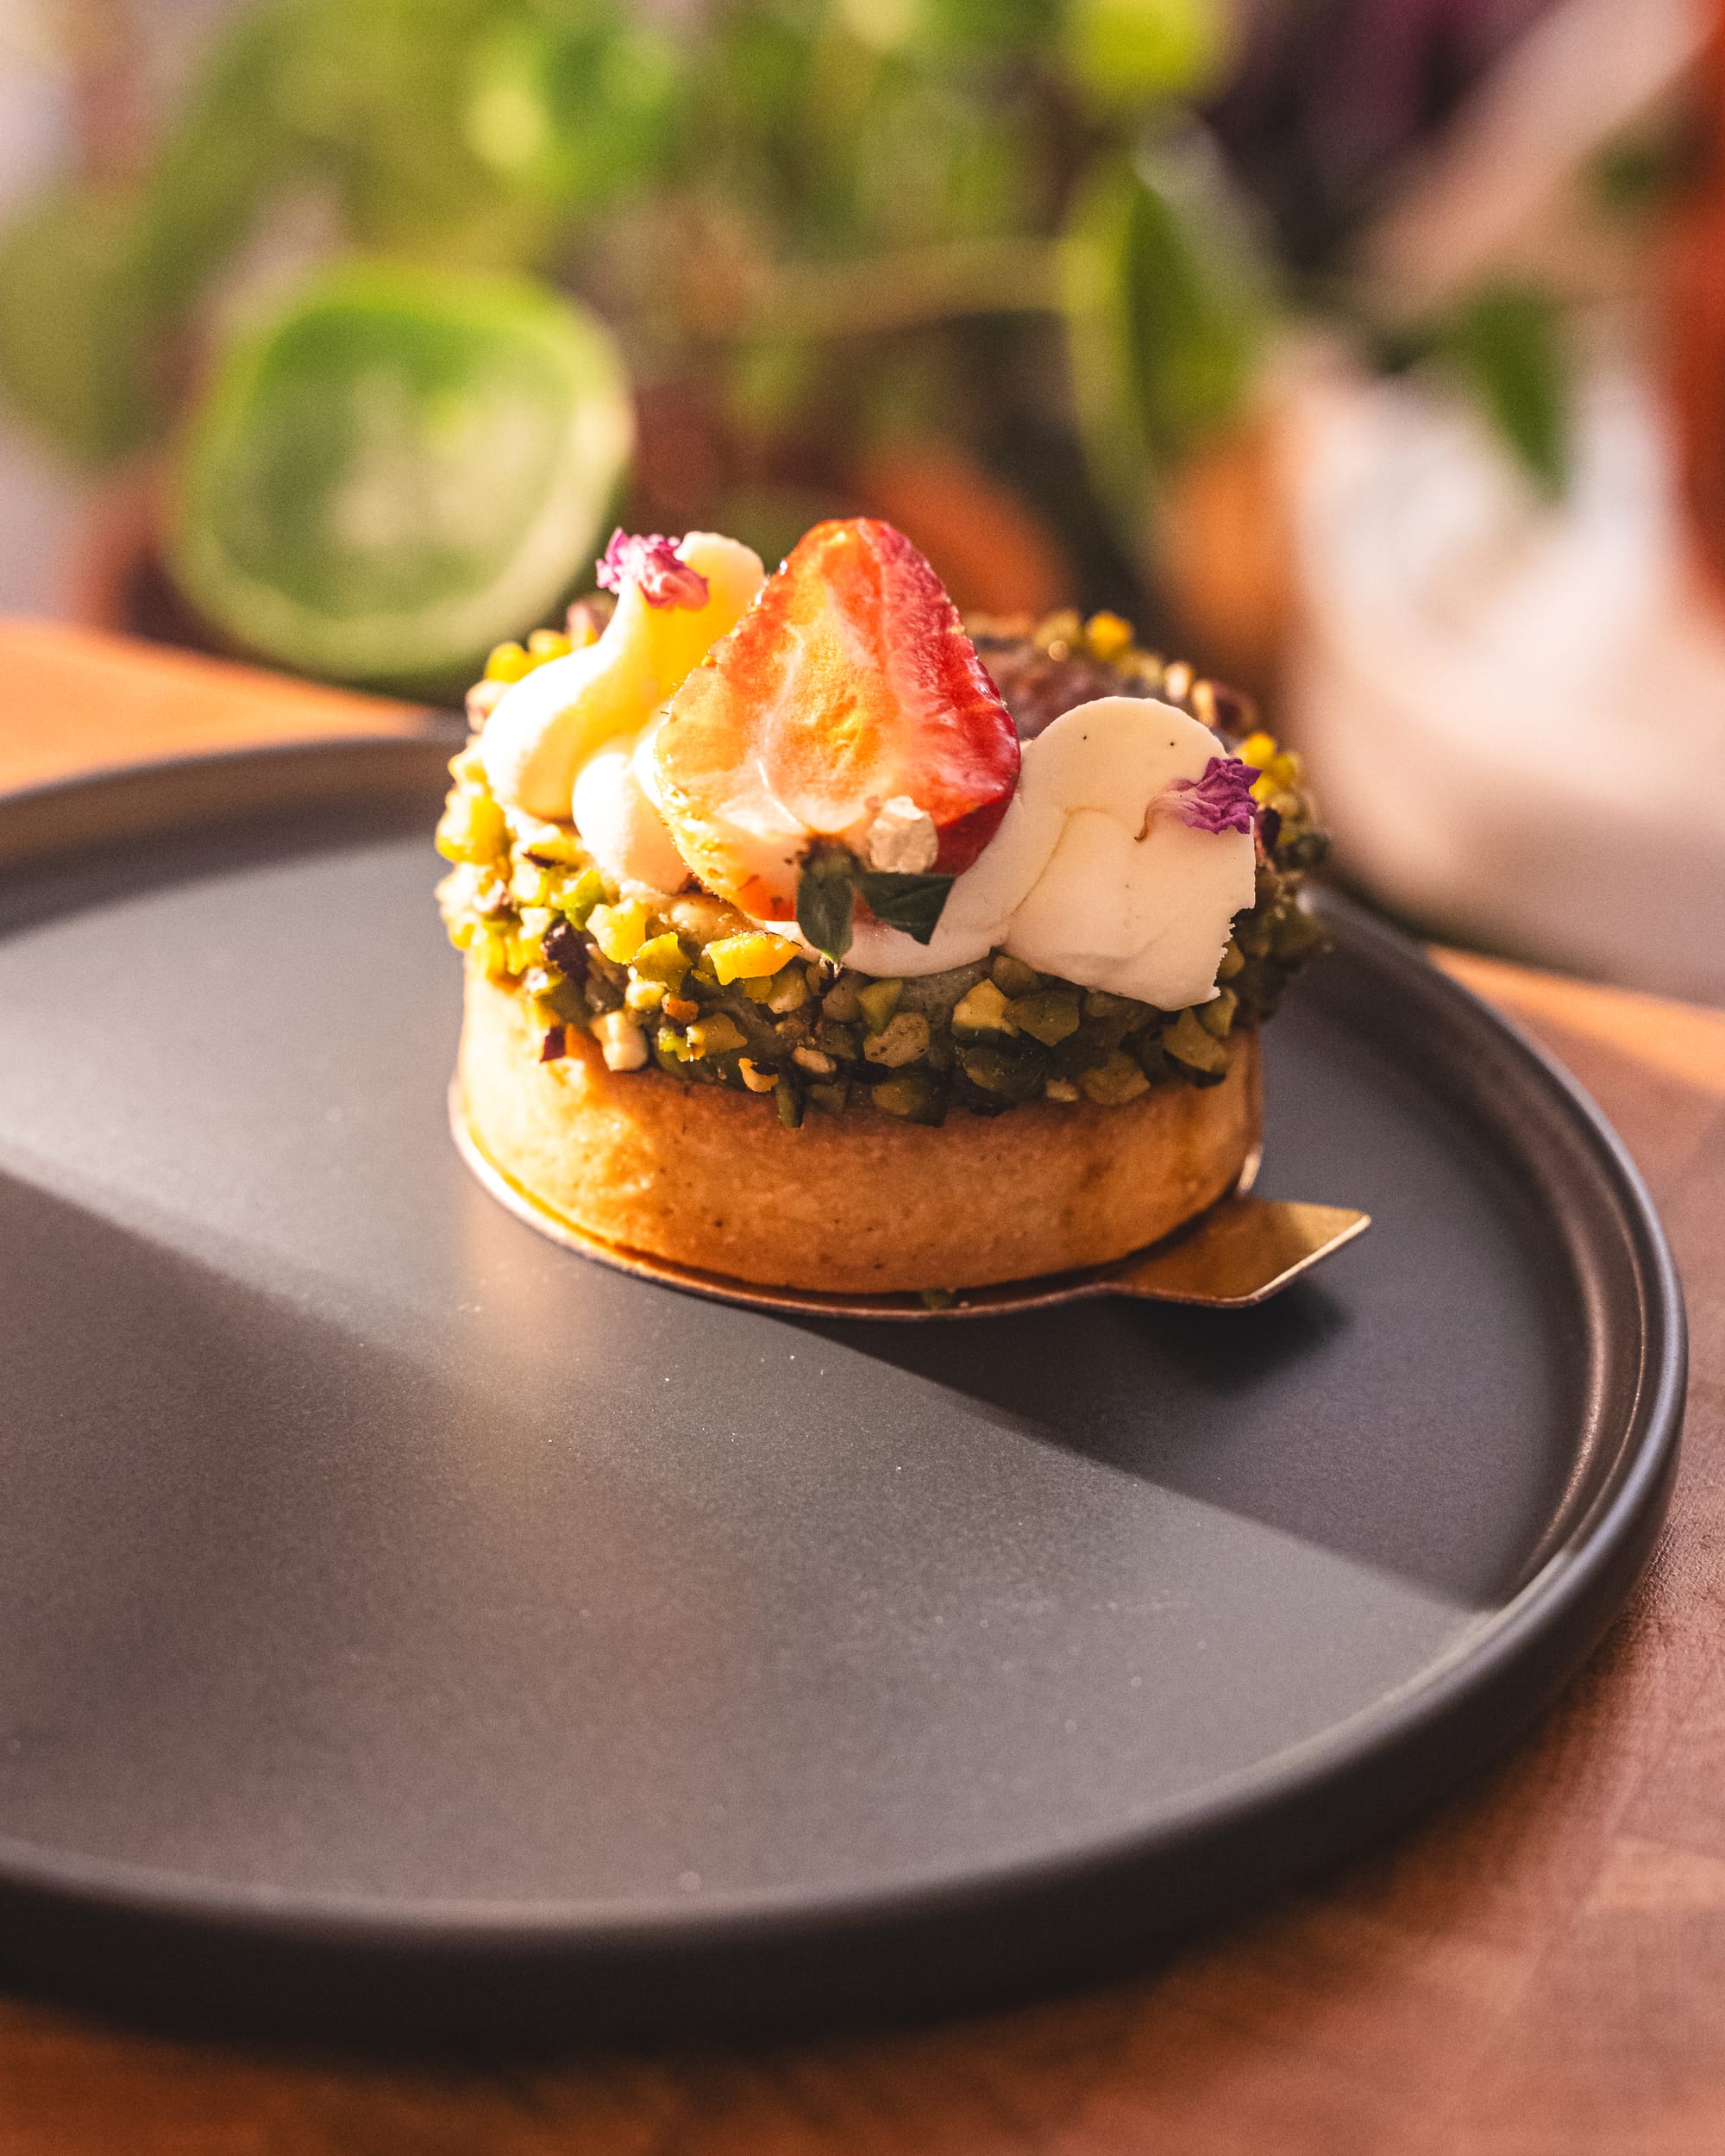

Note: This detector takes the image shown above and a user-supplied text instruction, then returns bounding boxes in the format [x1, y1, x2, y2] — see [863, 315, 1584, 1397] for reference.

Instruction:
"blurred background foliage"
[0, 0, 1632, 689]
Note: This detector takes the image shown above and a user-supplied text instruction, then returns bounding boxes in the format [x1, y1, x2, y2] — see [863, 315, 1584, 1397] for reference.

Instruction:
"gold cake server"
[451, 1086, 1369, 1321]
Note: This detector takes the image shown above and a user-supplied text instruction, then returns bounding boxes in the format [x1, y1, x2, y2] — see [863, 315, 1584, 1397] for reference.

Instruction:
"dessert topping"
[596, 529, 712, 610]
[1164, 755, 1258, 837]
[794, 842, 957, 962]
[652, 519, 1021, 919]
[1002, 699, 1257, 1012]
[480, 530, 763, 824]
[806, 697, 1256, 1009]
[863, 795, 940, 874]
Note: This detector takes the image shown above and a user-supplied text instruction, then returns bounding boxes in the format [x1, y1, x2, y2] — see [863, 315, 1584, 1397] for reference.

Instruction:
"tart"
[438, 522, 1328, 1294]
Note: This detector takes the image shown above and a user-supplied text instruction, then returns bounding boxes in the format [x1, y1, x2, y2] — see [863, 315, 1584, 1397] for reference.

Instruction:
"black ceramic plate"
[0, 738, 1684, 2032]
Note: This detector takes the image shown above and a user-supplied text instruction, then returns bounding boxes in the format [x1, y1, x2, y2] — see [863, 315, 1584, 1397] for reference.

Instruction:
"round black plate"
[0, 738, 1684, 2032]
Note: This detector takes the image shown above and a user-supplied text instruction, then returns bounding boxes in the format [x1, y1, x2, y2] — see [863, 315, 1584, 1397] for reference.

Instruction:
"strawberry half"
[651, 518, 1022, 919]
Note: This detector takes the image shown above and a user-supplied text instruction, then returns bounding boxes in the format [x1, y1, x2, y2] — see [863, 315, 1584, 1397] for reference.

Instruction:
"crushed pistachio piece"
[1080, 1050, 1151, 1105]
[588, 899, 655, 965]
[687, 1014, 746, 1059]
[510, 859, 552, 906]
[631, 932, 691, 989]
[989, 952, 1042, 998]
[1197, 987, 1239, 1039]
[951, 978, 1014, 1037]
[1007, 991, 1082, 1046]
[871, 1069, 944, 1124]
[856, 976, 904, 1033]
[668, 892, 750, 944]
[863, 1012, 931, 1068]
[435, 788, 508, 866]
[708, 931, 803, 983]
[593, 1011, 648, 1071]
[556, 867, 608, 927]
[1163, 1006, 1229, 1075]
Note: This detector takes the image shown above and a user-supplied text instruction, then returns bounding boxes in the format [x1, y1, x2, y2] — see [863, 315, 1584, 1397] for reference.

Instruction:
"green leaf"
[267, 0, 548, 266]
[857, 868, 955, 944]
[0, 185, 157, 465]
[882, 0, 1061, 57]
[1450, 285, 1570, 498]
[796, 843, 860, 962]
[465, 13, 685, 216]
[1063, 125, 1266, 550]
[131, 0, 319, 317]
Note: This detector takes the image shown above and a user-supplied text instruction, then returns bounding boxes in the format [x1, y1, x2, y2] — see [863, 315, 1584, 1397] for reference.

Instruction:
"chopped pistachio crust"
[436, 609, 1329, 1126]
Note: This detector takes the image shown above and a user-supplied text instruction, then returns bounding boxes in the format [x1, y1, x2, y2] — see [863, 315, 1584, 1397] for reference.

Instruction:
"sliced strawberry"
[652, 518, 1021, 918]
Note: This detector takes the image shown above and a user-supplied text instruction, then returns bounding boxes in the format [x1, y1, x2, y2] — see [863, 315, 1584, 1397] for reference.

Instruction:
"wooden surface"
[2, 618, 1723, 2153]
[0, 617, 426, 793]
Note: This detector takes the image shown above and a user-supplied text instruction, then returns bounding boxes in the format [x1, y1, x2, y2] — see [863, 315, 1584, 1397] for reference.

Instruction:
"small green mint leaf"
[796, 843, 858, 962]
[857, 869, 955, 945]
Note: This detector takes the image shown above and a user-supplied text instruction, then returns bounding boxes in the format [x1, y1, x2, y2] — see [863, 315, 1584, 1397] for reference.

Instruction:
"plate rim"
[0, 736, 1687, 2020]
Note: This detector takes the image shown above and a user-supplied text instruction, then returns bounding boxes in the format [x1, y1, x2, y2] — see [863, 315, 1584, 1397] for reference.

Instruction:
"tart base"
[456, 959, 1263, 1294]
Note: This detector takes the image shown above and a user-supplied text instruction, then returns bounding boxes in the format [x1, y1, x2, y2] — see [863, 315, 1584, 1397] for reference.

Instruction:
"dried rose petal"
[1165, 755, 1258, 837]
[595, 530, 710, 610]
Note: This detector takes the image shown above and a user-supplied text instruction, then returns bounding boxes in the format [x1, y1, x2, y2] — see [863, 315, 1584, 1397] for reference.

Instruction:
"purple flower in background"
[596, 530, 710, 610]
[1165, 756, 1258, 837]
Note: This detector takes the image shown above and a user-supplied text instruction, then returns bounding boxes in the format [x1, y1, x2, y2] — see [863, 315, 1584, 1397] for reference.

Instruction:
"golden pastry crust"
[457, 960, 1263, 1293]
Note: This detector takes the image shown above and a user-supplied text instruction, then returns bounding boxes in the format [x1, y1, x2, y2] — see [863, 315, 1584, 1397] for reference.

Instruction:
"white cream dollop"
[837, 788, 1057, 976]
[1003, 698, 1256, 1007]
[480, 532, 765, 821]
[570, 736, 690, 895]
[799, 696, 1254, 1004]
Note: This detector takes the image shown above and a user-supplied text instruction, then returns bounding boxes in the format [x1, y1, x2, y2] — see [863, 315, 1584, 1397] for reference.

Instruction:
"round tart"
[459, 956, 1262, 1294]
[437, 521, 1328, 1298]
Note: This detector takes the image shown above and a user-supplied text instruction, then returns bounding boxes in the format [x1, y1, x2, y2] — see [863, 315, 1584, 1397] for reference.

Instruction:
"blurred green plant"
[1448, 285, 1570, 500]
[1064, 122, 1265, 534]
[0, 0, 1578, 684]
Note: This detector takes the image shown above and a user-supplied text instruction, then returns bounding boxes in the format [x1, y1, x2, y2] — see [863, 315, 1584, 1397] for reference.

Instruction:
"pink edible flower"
[1164, 755, 1258, 837]
[595, 530, 710, 610]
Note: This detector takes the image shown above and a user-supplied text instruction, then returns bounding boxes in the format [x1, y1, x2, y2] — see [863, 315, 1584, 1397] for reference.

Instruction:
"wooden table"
[3, 620, 1722, 2154]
